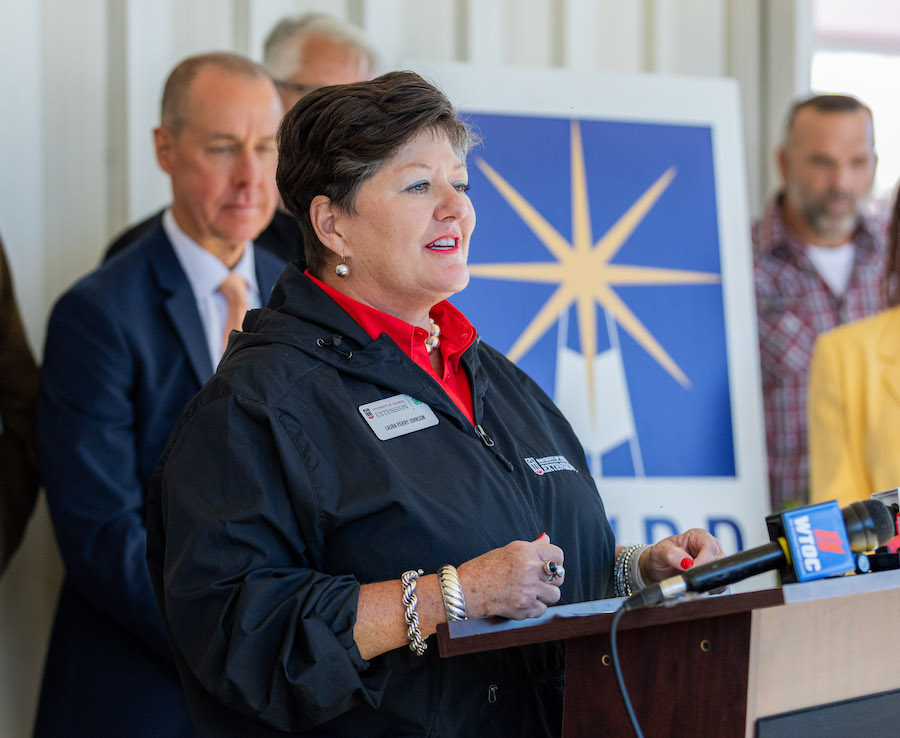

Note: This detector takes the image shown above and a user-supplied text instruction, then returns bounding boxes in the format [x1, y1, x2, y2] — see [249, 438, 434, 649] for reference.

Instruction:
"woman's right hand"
[354, 534, 565, 660]
[457, 533, 565, 621]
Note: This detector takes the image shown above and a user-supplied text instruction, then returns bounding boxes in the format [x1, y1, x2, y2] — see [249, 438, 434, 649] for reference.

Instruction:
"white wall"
[0, 0, 812, 734]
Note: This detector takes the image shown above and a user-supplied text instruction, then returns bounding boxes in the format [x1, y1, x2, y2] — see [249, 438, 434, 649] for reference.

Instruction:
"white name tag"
[358, 394, 439, 440]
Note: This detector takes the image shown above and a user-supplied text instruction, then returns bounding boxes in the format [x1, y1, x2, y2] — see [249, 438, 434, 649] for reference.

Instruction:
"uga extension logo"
[524, 455, 577, 476]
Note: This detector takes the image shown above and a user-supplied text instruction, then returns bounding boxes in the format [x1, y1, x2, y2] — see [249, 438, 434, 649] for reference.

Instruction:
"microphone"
[870, 488, 900, 553]
[624, 499, 895, 612]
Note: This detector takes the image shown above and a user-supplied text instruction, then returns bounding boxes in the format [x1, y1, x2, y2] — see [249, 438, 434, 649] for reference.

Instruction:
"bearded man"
[754, 94, 885, 511]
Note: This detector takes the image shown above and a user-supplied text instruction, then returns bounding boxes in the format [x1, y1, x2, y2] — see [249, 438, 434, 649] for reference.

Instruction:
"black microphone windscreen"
[843, 499, 896, 551]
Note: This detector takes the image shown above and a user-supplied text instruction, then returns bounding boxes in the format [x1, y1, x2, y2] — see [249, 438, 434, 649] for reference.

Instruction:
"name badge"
[358, 394, 439, 440]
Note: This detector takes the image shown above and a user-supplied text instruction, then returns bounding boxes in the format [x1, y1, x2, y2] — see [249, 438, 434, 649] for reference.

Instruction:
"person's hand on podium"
[459, 533, 565, 621]
[639, 528, 726, 591]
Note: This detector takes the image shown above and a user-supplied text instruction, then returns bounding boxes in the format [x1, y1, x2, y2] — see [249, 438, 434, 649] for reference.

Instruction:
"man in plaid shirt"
[754, 94, 886, 512]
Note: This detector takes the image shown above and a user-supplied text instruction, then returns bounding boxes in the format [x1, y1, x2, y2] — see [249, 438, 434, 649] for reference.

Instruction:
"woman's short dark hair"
[276, 70, 476, 275]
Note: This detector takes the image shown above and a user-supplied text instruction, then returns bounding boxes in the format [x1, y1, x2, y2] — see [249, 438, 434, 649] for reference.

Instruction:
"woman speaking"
[147, 71, 722, 736]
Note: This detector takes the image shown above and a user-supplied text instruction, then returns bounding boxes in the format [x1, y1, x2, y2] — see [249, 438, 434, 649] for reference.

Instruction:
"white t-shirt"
[806, 242, 856, 297]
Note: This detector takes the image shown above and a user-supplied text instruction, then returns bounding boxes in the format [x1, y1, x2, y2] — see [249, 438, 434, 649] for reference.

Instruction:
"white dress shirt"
[163, 209, 261, 370]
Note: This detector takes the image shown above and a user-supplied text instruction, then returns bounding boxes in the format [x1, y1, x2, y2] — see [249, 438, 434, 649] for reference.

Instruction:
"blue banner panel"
[451, 112, 735, 477]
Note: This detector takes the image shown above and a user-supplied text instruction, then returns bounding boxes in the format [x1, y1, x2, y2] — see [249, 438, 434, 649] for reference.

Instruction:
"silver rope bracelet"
[401, 569, 428, 656]
[437, 564, 467, 621]
[613, 544, 649, 597]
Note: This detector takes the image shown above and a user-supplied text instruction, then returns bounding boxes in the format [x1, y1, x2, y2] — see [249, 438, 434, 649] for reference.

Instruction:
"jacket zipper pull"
[474, 425, 514, 472]
[473, 424, 494, 447]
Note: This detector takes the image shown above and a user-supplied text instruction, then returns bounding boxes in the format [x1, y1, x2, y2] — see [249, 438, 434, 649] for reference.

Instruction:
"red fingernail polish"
[535, 532, 547, 541]
[681, 557, 694, 570]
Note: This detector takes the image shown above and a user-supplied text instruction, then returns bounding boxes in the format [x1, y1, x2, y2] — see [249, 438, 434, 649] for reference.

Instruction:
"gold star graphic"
[470, 119, 721, 406]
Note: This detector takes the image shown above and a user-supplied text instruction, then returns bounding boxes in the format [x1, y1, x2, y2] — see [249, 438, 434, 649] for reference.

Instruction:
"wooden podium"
[436, 569, 900, 737]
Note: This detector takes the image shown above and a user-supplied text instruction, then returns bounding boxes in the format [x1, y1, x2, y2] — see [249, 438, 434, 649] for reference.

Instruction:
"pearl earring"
[335, 253, 349, 278]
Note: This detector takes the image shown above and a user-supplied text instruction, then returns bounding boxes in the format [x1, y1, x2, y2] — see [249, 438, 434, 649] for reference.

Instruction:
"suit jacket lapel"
[254, 248, 287, 306]
[147, 228, 215, 386]
[877, 307, 900, 407]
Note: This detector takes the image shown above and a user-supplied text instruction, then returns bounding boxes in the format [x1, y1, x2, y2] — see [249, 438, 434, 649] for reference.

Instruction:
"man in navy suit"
[35, 52, 286, 737]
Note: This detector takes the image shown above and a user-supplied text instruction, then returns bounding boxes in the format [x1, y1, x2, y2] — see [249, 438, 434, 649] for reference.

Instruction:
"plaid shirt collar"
[754, 192, 884, 264]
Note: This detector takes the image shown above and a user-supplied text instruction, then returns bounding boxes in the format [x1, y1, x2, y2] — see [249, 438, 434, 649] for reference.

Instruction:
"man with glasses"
[264, 13, 375, 113]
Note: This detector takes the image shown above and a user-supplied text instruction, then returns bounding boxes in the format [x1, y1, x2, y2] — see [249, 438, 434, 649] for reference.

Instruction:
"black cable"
[610, 605, 644, 738]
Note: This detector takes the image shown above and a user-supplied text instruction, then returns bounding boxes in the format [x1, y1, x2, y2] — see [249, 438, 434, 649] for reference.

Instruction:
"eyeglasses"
[274, 80, 317, 97]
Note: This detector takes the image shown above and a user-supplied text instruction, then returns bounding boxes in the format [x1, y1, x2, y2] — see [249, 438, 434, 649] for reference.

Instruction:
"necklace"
[425, 318, 440, 354]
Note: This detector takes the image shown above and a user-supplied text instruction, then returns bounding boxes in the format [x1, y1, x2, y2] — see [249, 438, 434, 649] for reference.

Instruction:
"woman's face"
[331, 130, 475, 323]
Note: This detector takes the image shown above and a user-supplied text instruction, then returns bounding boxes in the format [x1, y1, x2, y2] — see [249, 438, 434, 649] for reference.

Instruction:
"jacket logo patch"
[524, 455, 576, 475]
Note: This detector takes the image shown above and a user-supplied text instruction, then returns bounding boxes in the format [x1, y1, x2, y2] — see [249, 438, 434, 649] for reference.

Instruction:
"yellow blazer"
[809, 305, 900, 507]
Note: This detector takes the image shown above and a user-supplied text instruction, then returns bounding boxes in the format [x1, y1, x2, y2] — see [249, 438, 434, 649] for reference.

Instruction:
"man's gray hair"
[263, 13, 376, 80]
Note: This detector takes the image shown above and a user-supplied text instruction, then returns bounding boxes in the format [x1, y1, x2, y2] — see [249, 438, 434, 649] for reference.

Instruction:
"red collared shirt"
[307, 271, 477, 425]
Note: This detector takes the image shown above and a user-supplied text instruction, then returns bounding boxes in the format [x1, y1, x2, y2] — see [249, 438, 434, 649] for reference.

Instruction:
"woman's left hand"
[639, 528, 724, 586]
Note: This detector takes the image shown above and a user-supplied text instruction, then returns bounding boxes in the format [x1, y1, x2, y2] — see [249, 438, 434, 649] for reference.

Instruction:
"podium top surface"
[437, 568, 900, 658]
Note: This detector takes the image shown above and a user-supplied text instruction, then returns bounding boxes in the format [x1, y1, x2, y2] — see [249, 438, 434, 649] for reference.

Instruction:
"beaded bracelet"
[401, 569, 427, 656]
[437, 564, 467, 621]
[628, 544, 648, 592]
[613, 544, 649, 597]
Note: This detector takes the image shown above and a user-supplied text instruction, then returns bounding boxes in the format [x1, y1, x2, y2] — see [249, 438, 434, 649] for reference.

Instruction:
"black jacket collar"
[235, 264, 488, 426]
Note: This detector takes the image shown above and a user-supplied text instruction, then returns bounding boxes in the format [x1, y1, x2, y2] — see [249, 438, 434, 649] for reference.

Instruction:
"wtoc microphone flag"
[774, 501, 854, 583]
